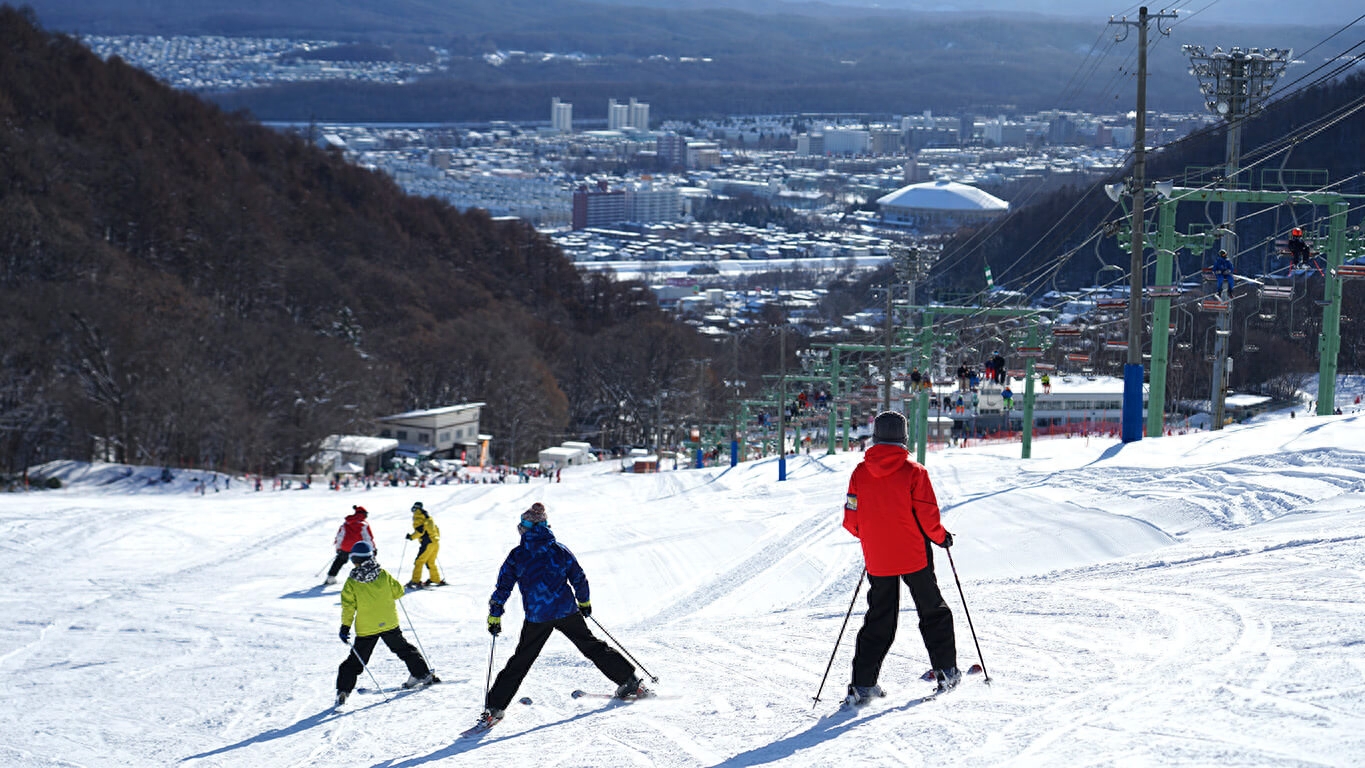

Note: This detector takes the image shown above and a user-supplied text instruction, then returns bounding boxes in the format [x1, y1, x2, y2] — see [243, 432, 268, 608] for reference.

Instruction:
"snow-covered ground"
[3, 395, 1365, 766]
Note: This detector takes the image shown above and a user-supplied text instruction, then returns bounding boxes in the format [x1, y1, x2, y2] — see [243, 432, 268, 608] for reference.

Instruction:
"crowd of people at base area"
[323, 414, 967, 732]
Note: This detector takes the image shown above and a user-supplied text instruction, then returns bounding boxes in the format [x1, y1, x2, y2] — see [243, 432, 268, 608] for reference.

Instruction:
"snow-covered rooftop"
[876, 179, 1009, 212]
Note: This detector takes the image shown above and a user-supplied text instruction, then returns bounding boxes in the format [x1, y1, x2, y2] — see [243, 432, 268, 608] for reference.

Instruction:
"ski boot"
[843, 683, 884, 706]
[933, 667, 963, 693]
[403, 672, 437, 689]
[614, 675, 647, 699]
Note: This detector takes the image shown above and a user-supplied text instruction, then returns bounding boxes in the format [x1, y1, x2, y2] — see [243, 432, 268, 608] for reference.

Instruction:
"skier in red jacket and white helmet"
[325, 506, 375, 586]
[842, 410, 959, 704]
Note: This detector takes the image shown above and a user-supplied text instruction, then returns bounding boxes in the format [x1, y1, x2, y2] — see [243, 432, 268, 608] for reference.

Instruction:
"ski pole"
[484, 634, 497, 703]
[812, 569, 865, 709]
[945, 548, 990, 683]
[396, 596, 433, 674]
[588, 615, 658, 683]
[348, 640, 390, 702]
[315, 554, 336, 579]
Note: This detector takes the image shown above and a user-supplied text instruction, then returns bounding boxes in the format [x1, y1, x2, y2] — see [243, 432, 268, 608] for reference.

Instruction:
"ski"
[459, 717, 501, 738]
[918, 663, 984, 682]
[356, 675, 442, 695]
[570, 688, 670, 701]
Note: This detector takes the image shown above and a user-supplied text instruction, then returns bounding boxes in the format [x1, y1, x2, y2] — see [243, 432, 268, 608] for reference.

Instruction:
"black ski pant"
[336, 628, 430, 693]
[486, 612, 634, 711]
[852, 545, 956, 687]
[326, 550, 348, 579]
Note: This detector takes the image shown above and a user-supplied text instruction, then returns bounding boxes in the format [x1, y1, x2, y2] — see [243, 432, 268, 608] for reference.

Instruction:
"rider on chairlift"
[1286, 227, 1313, 269]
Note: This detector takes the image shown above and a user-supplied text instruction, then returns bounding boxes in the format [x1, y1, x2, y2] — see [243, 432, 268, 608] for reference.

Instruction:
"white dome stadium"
[875, 179, 1009, 232]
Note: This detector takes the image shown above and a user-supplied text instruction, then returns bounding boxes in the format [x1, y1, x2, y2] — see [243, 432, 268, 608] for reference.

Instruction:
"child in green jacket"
[334, 542, 436, 705]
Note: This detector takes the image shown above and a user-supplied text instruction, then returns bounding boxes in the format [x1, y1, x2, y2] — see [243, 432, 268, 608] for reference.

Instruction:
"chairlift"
[1200, 297, 1231, 312]
[1051, 325, 1082, 337]
[1144, 285, 1184, 299]
[1103, 340, 1129, 351]
[1096, 298, 1129, 311]
[1334, 264, 1365, 279]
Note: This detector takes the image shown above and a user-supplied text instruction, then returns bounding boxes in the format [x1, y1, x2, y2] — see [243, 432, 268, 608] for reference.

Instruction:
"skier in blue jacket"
[1212, 250, 1235, 297]
[476, 503, 641, 730]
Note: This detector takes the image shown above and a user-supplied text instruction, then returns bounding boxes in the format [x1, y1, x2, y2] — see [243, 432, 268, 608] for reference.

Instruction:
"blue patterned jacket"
[489, 525, 589, 623]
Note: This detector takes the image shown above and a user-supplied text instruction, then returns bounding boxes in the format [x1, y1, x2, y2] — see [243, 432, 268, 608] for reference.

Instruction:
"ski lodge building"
[376, 402, 486, 463]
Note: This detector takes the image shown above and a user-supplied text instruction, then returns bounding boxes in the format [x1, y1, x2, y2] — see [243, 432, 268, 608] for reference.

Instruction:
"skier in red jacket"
[842, 411, 958, 704]
[325, 505, 375, 586]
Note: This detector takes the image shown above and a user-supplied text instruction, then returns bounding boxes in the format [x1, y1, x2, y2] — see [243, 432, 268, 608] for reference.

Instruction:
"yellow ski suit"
[408, 510, 442, 584]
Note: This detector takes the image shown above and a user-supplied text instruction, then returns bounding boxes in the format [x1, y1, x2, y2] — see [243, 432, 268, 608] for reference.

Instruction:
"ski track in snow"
[3, 405, 1365, 766]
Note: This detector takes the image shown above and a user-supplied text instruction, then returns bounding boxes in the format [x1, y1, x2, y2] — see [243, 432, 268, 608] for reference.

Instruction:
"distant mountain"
[588, 0, 1361, 28]
[23, 0, 1351, 121]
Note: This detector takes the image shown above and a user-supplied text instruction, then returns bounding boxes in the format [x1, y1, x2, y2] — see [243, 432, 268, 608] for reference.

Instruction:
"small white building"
[538, 442, 598, 469]
[311, 435, 399, 476]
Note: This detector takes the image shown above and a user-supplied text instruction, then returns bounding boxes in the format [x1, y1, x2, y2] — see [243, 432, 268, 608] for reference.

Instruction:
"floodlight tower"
[1183, 44, 1291, 429]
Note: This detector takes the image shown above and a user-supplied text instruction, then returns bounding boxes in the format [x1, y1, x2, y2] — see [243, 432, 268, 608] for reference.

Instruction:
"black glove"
[939, 531, 954, 549]
[339, 625, 351, 643]
[578, 600, 592, 618]
[487, 616, 501, 636]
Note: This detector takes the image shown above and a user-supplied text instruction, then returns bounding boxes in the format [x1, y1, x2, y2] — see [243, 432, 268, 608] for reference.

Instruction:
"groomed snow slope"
[2, 412, 1364, 767]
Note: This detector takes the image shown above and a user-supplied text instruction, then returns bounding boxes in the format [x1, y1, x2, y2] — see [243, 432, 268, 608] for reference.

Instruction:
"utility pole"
[778, 307, 787, 481]
[1184, 43, 1292, 429]
[1110, 6, 1176, 443]
[881, 284, 894, 412]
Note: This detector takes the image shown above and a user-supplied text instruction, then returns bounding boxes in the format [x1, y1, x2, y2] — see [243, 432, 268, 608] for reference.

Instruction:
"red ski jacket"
[843, 443, 947, 576]
[334, 511, 375, 553]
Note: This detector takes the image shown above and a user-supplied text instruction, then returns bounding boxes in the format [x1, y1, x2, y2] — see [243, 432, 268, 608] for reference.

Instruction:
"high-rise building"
[628, 98, 650, 131]
[570, 181, 679, 228]
[607, 99, 631, 130]
[572, 181, 627, 230]
[627, 183, 679, 223]
[657, 133, 687, 167]
[608, 97, 650, 131]
[551, 97, 573, 133]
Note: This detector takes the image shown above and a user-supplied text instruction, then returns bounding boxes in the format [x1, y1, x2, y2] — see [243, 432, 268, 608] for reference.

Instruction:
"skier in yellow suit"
[407, 501, 445, 588]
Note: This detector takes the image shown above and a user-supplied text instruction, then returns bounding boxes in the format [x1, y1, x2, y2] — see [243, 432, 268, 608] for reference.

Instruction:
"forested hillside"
[0, 7, 713, 475]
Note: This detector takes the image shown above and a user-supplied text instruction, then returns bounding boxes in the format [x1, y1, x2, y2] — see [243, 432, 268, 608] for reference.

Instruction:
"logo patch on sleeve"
[845, 494, 858, 510]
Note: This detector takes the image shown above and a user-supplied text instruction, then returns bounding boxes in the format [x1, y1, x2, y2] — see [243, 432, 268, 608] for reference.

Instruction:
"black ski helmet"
[349, 541, 374, 562]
